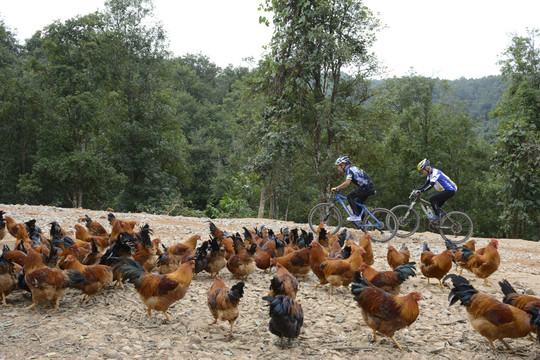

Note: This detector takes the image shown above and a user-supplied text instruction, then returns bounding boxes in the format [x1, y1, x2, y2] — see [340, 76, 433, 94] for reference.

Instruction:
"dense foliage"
[0, 1, 538, 240]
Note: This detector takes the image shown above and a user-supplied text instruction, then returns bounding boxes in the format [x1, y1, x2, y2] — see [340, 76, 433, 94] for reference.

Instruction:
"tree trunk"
[257, 178, 267, 218]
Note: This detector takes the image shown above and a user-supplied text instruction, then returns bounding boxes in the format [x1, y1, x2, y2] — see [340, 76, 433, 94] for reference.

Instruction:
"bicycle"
[308, 190, 398, 242]
[390, 192, 473, 244]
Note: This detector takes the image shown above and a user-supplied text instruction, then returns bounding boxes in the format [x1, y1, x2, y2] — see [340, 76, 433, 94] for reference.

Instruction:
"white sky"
[1, 0, 539, 79]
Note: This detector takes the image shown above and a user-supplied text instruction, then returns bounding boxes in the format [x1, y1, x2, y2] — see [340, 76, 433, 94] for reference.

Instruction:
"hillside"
[0, 204, 539, 360]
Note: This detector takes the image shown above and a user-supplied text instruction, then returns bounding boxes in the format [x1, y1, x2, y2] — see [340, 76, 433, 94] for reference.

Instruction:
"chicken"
[203, 237, 227, 277]
[62, 254, 113, 303]
[444, 274, 540, 350]
[74, 224, 109, 252]
[207, 274, 245, 337]
[270, 246, 311, 281]
[99, 232, 134, 288]
[24, 220, 50, 257]
[3, 215, 28, 240]
[50, 221, 85, 251]
[461, 238, 500, 285]
[387, 242, 410, 270]
[419, 242, 453, 289]
[499, 279, 540, 314]
[351, 271, 423, 350]
[359, 261, 417, 295]
[117, 257, 195, 322]
[157, 234, 201, 274]
[80, 215, 108, 237]
[309, 241, 329, 287]
[262, 295, 304, 348]
[5, 245, 28, 267]
[107, 213, 137, 242]
[0, 245, 17, 306]
[81, 239, 103, 265]
[358, 233, 374, 266]
[128, 224, 159, 272]
[320, 247, 366, 295]
[268, 262, 299, 299]
[24, 248, 86, 312]
[445, 238, 476, 273]
[227, 240, 257, 280]
[255, 236, 285, 272]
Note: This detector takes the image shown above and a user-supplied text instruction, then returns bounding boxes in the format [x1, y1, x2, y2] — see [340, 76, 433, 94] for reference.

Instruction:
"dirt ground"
[1, 204, 539, 360]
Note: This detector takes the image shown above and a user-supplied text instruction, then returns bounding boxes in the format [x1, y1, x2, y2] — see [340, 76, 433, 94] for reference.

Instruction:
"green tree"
[256, 0, 381, 216]
[491, 28, 540, 240]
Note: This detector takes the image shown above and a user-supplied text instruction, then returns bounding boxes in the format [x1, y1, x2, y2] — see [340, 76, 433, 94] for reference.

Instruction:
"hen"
[320, 248, 365, 295]
[157, 234, 201, 274]
[117, 257, 195, 322]
[461, 238, 500, 285]
[358, 233, 374, 266]
[262, 295, 304, 348]
[80, 215, 108, 237]
[62, 254, 113, 303]
[108, 213, 137, 242]
[268, 262, 299, 299]
[351, 271, 423, 350]
[419, 242, 453, 288]
[207, 274, 245, 337]
[359, 261, 416, 295]
[0, 245, 17, 306]
[309, 241, 329, 287]
[24, 248, 86, 312]
[387, 242, 410, 270]
[74, 224, 109, 252]
[227, 239, 257, 280]
[270, 247, 311, 281]
[203, 237, 227, 277]
[445, 274, 540, 350]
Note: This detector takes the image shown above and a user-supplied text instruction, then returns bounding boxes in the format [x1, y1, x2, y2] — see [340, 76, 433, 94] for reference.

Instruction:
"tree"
[255, 0, 381, 216]
[491, 28, 540, 240]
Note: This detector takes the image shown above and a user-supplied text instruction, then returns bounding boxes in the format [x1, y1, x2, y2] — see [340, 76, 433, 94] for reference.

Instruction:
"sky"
[1, 0, 539, 80]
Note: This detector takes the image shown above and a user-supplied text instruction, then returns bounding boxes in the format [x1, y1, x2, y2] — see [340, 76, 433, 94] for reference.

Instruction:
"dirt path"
[1, 204, 539, 360]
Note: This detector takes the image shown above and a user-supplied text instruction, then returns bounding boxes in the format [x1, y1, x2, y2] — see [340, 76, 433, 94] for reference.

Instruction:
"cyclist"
[331, 156, 375, 221]
[413, 158, 457, 220]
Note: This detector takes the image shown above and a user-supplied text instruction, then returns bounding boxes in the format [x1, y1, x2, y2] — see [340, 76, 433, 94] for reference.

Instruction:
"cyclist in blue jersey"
[331, 156, 375, 222]
[413, 159, 457, 220]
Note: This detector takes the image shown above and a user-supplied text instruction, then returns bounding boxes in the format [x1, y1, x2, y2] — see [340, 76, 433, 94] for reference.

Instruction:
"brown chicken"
[358, 233, 374, 266]
[351, 271, 423, 350]
[24, 248, 86, 312]
[461, 238, 500, 285]
[270, 246, 312, 281]
[202, 237, 226, 277]
[255, 237, 278, 271]
[108, 213, 137, 242]
[117, 257, 195, 322]
[128, 224, 159, 272]
[74, 224, 109, 252]
[62, 254, 113, 303]
[320, 247, 365, 295]
[387, 242, 410, 270]
[445, 274, 540, 350]
[445, 238, 476, 273]
[359, 261, 417, 295]
[0, 245, 17, 306]
[309, 240, 329, 287]
[419, 242, 453, 288]
[80, 215, 108, 237]
[207, 274, 245, 337]
[268, 262, 299, 299]
[3, 215, 28, 240]
[227, 240, 257, 280]
[157, 234, 201, 274]
[499, 279, 540, 314]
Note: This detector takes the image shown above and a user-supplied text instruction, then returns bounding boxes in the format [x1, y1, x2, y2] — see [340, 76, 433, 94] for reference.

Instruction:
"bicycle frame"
[331, 193, 384, 230]
[406, 196, 446, 225]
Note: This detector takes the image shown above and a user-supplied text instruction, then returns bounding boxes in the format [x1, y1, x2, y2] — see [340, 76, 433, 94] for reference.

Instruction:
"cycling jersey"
[345, 165, 374, 188]
[419, 168, 457, 192]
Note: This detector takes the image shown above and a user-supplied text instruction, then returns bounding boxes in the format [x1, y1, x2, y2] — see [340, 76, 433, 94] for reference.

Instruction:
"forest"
[0, 0, 538, 240]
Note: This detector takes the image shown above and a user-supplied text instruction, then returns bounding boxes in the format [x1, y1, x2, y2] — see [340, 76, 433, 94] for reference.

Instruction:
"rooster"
[351, 271, 423, 350]
[461, 238, 500, 285]
[359, 261, 416, 295]
[444, 274, 540, 350]
[80, 215, 108, 237]
[262, 295, 304, 348]
[207, 275, 245, 337]
[117, 257, 195, 322]
[499, 279, 540, 314]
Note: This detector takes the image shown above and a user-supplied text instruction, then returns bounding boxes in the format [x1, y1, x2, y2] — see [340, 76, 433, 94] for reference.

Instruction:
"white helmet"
[335, 156, 350, 166]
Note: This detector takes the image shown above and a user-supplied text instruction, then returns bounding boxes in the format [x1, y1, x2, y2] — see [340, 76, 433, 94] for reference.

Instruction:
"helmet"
[417, 158, 430, 171]
[335, 156, 350, 166]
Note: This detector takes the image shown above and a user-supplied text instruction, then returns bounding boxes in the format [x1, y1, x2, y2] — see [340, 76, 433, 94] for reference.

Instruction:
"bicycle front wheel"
[390, 205, 420, 238]
[362, 208, 398, 243]
[308, 203, 342, 235]
[439, 211, 473, 244]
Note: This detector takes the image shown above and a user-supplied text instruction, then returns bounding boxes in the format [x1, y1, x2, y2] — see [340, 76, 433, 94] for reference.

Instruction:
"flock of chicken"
[0, 209, 539, 352]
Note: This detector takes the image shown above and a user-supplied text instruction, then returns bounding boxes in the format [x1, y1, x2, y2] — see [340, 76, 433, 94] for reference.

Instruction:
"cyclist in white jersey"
[331, 156, 375, 221]
[413, 158, 457, 220]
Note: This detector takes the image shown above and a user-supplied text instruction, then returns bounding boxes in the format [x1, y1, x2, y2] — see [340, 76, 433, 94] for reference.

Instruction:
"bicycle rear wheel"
[439, 211, 473, 244]
[308, 203, 342, 235]
[362, 208, 398, 242]
[390, 205, 420, 238]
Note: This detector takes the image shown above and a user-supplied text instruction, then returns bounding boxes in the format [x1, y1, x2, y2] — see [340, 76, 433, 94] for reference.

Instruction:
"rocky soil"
[0, 204, 539, 360]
